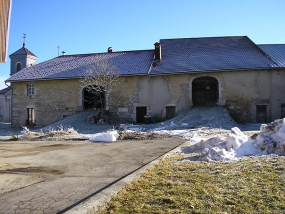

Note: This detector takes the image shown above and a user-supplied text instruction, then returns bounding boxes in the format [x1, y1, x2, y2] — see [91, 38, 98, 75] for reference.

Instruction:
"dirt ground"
[0, 137, 185, 213]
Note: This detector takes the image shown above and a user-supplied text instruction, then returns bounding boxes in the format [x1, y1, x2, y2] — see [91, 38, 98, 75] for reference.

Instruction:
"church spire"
[23, 33, 26, 47]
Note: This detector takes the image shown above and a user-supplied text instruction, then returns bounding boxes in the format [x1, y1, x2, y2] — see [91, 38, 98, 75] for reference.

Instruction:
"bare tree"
[80, 58, 121, 110]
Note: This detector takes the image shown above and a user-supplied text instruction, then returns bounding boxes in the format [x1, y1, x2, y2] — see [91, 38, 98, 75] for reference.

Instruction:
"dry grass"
[20, 125, 78, 141]
[118, 131, 170, 140]
[97, 154, 285, 214]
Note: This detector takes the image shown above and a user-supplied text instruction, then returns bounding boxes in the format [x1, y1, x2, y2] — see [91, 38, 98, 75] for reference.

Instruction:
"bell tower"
[9, 34, 38, 76]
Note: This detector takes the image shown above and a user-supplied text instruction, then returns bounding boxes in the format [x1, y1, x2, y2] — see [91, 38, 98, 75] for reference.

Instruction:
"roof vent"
[62, 51, 66, 56]
[108, 47, 113, 53]
[154, 42, 162, 61]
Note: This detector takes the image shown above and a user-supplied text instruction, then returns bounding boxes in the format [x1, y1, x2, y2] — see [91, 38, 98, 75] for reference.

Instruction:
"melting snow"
[181, 119, 285, 161]
[83, 130, 118, 143]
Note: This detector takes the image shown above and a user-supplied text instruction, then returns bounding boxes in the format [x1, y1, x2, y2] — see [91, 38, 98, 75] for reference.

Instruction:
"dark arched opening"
[192, 76, 219, 106]
[83, 87, 105, 110]
[16, 62, 22, 72]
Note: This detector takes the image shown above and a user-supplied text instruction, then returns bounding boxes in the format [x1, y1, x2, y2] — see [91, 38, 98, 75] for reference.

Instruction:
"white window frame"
[27, 84, 35, 96]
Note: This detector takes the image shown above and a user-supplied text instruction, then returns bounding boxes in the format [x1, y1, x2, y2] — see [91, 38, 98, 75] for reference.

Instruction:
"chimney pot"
[108, 47, 113, 53]
[154, 42, 162, 61]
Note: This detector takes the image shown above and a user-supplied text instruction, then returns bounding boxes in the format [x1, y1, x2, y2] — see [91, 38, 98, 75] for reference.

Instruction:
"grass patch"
[97, 154, 285, 213]
[20, 125, 79, 141]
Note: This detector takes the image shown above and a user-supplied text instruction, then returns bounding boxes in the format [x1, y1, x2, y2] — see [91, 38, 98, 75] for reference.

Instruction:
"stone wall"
[11, 79, 82, 127]
[10, 69, 285, 127]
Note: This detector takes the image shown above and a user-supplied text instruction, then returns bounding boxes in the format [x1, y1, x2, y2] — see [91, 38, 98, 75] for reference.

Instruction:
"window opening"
[136, 107, 147, 123]
[256, 105, 267, 123]
[192, 77, 219, 106]
[83, 87, 105, 110]
[26, 108, 35, 127]
[27, 84, 35, 96]
[16, 63, 22, 72]
[165, 106, 176, 119]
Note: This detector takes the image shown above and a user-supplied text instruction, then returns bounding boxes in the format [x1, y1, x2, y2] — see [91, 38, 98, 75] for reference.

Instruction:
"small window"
[16, 63, 22, 72]
[166, 106, 176, 119]
[27, 84, 35, 96]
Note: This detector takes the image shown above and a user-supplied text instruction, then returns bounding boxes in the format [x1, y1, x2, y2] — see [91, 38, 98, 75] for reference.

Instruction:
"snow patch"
[84, 130, 118, 143]
[181, 119, 285, 161]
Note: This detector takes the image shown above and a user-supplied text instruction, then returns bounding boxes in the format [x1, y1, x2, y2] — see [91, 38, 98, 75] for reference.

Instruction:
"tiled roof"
[258, 44, 285, 67]
[6, 50, 154, 82]
[9, 45, 37, 57]
[0, 86, 11, 94]
[150, 36, 276, 75]
[6, 36, 284, 83]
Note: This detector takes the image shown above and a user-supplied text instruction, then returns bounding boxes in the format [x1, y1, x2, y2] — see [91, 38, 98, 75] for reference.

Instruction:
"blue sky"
[1, 0, 285, 89]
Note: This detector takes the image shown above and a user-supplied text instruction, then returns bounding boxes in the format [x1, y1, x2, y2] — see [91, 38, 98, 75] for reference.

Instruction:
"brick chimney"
[108, 47, 113, 53]
[154, 42, 161, 61]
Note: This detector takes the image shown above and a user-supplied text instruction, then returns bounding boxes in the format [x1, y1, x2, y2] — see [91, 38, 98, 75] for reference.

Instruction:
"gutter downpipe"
[5, 81, 12, 126]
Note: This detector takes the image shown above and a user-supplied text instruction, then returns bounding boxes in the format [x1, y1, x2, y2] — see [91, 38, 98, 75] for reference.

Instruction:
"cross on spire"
[23, 33, 26, 47]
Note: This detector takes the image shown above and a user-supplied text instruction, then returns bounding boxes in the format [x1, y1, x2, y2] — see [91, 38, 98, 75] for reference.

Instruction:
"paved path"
[0, 138, 185, 213]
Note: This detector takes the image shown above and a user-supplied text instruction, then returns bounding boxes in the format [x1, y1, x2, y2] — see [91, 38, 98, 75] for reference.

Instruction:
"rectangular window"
[165, 106, 176, 119]
[26, 108, 35, 126]
[256, 105, 267, 123]
[27, 84, 35, 96]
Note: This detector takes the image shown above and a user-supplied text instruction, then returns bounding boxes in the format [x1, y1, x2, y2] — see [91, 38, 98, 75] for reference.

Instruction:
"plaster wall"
[270, 69, 285, 120]
[134, 69, 279, 123]
[0, 92, 11, 122]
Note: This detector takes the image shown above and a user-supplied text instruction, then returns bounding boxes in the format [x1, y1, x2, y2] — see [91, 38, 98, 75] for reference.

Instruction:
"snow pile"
[83, 130, 118, 142]
[160, 107, 237, 130]
[255, 119, 285, 155]
[181, 119, 285, 161]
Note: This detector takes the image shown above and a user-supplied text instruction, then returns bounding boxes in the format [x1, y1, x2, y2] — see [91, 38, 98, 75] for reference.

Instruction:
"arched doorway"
[83, 87, 105, 110]
[192, 76, 219, 106]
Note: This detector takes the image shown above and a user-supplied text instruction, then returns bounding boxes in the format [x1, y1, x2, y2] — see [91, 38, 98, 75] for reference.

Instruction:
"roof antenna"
[57, 46, 60, 56]
[23, 33, 26, 47]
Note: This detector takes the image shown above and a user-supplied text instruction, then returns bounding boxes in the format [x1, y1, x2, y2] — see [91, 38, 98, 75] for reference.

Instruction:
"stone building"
[0, 86, 11, 122]
[5, 36, 285, 127]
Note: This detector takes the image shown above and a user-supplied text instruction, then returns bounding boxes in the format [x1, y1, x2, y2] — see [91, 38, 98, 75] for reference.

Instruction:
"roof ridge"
[9, 46, 37, 57]
[159, 35, 247, 41]
[57, 49, 154, 58]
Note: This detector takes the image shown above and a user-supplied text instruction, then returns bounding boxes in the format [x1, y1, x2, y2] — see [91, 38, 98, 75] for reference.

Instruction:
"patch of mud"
[0, 167, 63, 175]
[118, 131, 171, 140]
[2, 143, 86, 158]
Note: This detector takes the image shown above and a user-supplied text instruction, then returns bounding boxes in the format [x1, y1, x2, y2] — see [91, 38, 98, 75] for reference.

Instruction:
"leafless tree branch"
[80, 58, 122, 110]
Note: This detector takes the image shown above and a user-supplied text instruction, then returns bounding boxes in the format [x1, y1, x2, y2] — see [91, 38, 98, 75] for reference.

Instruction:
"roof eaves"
[149, 66, 273, 76]
[6, 73, 150, 83]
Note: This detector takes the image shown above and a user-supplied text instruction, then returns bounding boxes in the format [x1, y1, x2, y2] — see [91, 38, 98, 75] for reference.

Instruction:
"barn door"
[256, 105, 267, 123]
[136, 107, 147, 123]
[192, 77, 219, 106]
